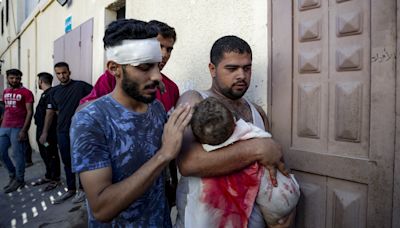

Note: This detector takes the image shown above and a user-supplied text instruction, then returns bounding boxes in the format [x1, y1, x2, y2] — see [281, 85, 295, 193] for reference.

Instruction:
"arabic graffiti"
[371, 48, 396, 63]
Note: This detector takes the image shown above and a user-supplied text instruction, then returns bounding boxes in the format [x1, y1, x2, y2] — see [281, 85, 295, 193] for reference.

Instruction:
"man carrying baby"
[175, 35, 296, 228]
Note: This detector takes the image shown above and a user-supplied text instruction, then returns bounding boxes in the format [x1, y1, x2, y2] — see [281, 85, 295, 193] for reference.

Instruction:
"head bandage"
[106, 38, 162, 66]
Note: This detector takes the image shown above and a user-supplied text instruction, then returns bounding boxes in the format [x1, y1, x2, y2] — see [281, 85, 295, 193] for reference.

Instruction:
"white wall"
[126, 0, 269, 108]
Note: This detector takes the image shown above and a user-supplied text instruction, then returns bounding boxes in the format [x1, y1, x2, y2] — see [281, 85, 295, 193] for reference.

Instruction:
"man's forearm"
[81, 150, 172, 222]
[42, 110, 55, 134]
[178, 133, 263, 177]
[21, 110, 33, 132]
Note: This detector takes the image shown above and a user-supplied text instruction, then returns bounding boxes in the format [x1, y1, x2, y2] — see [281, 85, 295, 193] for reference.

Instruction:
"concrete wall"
[126, 0, 269, 108]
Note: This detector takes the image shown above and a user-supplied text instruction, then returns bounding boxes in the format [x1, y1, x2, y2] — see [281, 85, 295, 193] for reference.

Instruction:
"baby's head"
[191, 97, 236, 145]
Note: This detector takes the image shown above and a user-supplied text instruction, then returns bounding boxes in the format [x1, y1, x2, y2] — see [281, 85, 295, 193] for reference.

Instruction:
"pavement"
[0, 151, 87, 228]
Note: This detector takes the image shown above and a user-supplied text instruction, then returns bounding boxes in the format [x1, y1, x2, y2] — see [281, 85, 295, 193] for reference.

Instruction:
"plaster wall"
[126, 0, 269, 108]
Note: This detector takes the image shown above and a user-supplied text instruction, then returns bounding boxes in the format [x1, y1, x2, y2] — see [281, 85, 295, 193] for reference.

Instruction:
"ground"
[0, 150, 178, 227]
[0, 151, 87, 228]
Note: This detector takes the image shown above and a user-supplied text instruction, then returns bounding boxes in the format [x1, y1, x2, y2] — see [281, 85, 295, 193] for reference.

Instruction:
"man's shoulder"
[80, 95, 109, 110]
[49, 85, 63, 96]
[73, 80, 92, 87]
[161, 73, 177, 86]
[161, 73, 179, 93]
[180, 90, 203, 98]
[21, 87, 33, 94]
[74, 98, 108, 123]
[177, 90, 203, 106]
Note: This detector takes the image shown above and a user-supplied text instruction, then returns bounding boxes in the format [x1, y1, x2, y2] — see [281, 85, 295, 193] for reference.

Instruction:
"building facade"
[0, 0, 399, 227]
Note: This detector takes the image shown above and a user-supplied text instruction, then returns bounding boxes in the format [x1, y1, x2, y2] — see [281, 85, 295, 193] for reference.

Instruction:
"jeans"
[0, 128, 27, 182]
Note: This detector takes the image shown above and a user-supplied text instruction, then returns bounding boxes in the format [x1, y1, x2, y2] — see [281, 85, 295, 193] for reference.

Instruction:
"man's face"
[121, 63, 162, 103]
[156, 34, 175, 71]
[54, 66, 71, 84]
[7, 75, 22, 88]
[210, 52, 252, 100]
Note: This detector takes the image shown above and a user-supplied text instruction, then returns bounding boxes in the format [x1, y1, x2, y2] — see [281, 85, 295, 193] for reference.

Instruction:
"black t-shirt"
[34, 87, 57, 135]
[47, 80, 92, 133]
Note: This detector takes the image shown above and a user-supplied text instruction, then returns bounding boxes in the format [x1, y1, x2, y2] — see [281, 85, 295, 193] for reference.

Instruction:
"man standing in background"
[32, 72, 61, 192]
[0, 69, 34, 193]
[39, 62, 92, 204]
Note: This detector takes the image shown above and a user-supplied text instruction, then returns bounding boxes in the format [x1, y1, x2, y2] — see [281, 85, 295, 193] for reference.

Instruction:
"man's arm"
[39, 109, 56, 144]
[177, 90, 284, 177]
[18, 102, 33, 141]
[78, 104, 192, 222]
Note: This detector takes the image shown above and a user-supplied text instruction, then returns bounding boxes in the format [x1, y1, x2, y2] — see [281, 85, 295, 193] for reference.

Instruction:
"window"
[5, 0, 8, 24]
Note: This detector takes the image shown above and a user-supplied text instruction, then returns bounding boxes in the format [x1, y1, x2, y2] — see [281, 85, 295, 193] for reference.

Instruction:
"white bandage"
[106, 38, 162, 66]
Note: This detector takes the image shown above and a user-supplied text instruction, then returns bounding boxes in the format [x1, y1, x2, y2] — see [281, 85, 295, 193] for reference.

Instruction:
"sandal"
[44, 181, 60, 192]
[32, 178, 51, 186]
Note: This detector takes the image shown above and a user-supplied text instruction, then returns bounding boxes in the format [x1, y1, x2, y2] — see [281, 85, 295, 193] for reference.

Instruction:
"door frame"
[394, 0, 400, 227]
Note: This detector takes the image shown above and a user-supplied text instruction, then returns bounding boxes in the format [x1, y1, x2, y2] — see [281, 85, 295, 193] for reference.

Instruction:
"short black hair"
[191, 97, 236, 145]
[210, 35, 252, 66]
[103, 19, 158, 49]
[54, 62, 70, 70]
[6, 69, 23, 77]
[37, 72, 53, 85]
[148, 20, 177, 42]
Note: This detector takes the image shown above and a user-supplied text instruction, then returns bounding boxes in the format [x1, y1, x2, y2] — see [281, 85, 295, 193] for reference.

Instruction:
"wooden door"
[269, 0, 396, 227]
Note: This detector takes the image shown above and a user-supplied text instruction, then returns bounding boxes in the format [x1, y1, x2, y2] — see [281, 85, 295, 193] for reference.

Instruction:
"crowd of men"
[0, 18, 296, 227]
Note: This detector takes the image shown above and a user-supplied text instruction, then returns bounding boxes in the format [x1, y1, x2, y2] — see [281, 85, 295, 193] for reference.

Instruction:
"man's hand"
[18, 130, 28, 141]
[256, 138, 289, 186]
[39, 132, 48, 145]
[160, 103, 192, 160]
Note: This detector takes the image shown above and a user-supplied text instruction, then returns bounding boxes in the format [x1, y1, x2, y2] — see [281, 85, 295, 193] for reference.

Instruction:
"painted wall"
[126, 0, 269, 108]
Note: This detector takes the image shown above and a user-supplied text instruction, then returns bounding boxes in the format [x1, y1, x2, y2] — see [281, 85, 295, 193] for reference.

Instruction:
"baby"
[191, 97, 300, 226]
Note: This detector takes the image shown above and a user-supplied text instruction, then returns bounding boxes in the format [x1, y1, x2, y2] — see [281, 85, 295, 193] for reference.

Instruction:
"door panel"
[64, 26, 81, 82]
[80, 19, 93, 84]
[53, 18, 93, 85]
[53, 36, 64, 86]
[270, 0, 396, 227]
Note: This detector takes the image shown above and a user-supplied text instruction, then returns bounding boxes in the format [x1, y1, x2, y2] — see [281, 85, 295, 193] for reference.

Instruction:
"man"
[70, 19, 191, 226]
[39, 62, 92, 204]
[79, 19, 179, 113]
[79, 19, 180, 207]
[0, 69, 34, 193]
[175, 36, 295, 227]
[32, 72, 61, 191]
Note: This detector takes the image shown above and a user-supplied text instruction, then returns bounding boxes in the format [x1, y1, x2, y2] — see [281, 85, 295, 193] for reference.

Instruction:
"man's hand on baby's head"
[160, 103, 193, 160]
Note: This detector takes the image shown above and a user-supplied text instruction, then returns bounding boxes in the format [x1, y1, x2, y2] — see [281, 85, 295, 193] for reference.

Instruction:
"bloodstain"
[201, 162, 262, 228]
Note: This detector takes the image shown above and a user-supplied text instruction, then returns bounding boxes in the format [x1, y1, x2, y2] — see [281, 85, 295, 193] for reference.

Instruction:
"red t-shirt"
[2, 87, 34, 128]
[80, 70, 180, 112]
[156, 74, 180, 114]
[79, 70, 116, 105]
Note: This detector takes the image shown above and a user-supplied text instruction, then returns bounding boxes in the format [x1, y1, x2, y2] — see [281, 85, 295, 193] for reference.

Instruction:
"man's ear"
[209, 62, 216, 78]
[107, 61, 121, 78]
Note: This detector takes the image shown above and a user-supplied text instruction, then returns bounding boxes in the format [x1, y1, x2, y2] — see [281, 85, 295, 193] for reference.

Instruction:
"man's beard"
[9, 83, 21, 88]
[219, 82, 248, 100]
[121, 70, 157, 104]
